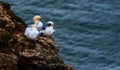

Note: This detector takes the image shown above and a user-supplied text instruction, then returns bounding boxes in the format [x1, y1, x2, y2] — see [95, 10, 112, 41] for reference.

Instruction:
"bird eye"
[47, 23, 51, 26]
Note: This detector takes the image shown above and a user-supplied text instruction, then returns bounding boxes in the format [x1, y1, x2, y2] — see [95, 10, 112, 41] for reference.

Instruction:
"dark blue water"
[6, 0, 120, 70]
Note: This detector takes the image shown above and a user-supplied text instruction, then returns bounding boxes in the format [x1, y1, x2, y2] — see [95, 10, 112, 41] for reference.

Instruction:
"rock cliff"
[0, 1, 75, 70]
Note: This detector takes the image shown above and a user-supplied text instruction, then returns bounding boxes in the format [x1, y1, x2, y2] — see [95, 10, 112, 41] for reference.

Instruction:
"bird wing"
[51, 29, 55, 34]
[24, 27, 32, 36]
[36, 21, 43, 28]
[28, 28, 39, 40]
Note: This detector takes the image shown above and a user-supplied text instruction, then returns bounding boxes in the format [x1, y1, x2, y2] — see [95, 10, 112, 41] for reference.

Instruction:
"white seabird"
[24, 15, 43, 40]
[33, 15, 43, 30]
[24, 24, 39, 40]
[41, 21, 55, 36]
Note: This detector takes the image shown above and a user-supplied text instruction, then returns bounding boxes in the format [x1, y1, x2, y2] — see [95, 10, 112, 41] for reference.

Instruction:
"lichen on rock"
[0, 1, 75, 70]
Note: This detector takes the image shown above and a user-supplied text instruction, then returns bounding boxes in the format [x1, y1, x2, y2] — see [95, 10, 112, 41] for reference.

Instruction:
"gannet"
[24, 24, 39, 40]
[24, 15, 43, 40]
[41, 21, 55, 36]
[33, 15, 43, 31]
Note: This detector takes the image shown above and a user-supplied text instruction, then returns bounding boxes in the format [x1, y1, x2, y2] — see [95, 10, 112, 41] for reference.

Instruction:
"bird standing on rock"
[40, 21, 55, 36]
[24, 24, 39, 40]
[24, 15, 43, 40]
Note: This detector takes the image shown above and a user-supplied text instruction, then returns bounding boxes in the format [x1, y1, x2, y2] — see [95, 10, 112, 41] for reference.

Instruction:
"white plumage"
[35, 20, 43, 31]
[24, 24, 39, 40]
[24, 15, 55, 39]
[41, 21, 55, 36]
[35, 20, 43, 28]
[24, 15, 43, 40]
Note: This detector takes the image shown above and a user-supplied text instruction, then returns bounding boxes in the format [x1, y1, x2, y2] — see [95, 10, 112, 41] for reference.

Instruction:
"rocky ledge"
[0, 1, 75, 70]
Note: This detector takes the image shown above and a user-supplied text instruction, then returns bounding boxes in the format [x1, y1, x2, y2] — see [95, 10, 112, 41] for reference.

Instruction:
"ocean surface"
[5, 0, 120, 70]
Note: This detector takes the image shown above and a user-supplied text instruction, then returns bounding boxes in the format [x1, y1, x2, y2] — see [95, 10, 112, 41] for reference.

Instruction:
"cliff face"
[0, 1, 75, 70]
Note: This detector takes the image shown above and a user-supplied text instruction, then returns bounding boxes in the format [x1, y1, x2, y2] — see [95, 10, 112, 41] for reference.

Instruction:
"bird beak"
[32, 25, 37, 29]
